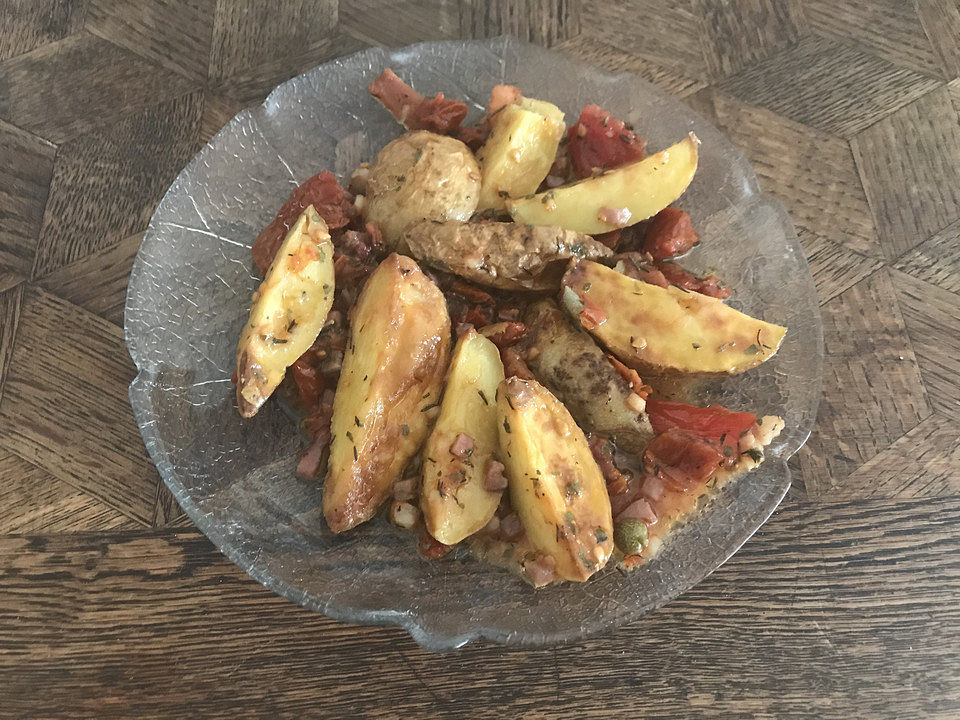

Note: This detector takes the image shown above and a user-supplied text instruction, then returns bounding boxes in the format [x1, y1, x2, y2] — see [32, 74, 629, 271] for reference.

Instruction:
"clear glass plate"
[125, 37, 823, 652]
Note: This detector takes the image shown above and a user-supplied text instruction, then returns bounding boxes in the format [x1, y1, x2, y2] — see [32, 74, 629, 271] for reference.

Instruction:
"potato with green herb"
[524, 300, 653, 453]
[561, 260, 787, 376]
[322, 254, 451, 533]
[507, 133, 699, 235]
[476, 98, 565, 211]
[497, 377, 614, 583]
[420, 330, 506, 545]
[364, 131, 481, 250]
[236, 205, 334, 418]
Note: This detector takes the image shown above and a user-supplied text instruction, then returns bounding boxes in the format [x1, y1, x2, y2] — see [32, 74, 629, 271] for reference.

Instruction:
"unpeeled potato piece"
[322, 253, 451, 533]
[507, 133, 699, 235]
[236, 205, 334, 418]
[561, 260, 787, 376]
[496, 377, 614, 583]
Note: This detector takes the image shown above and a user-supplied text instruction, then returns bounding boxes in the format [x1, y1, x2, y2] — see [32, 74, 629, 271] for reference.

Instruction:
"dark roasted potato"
[524, 300, 653, 454]
[402, 220, 611, 291]
[322, 254, 451, 533]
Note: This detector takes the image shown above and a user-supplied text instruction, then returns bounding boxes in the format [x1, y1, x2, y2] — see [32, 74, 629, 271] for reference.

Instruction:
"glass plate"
[125, 37, 823, 652]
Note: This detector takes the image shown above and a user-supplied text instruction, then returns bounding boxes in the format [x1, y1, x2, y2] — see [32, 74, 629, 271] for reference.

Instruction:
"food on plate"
[401, 219, 611, 291]
[496, 377, 614, 584]
[236, 206, 335, 418]
[523, 300, 654, 453]
[322, 254, 451, 533]
[420, 329, 506, 545]
[476, 97, 565, 210]
[234, 68, 788, 586]
[507, 133, 699, 235]
[364, 131, 481, 249]
[561, 260, 787, 375]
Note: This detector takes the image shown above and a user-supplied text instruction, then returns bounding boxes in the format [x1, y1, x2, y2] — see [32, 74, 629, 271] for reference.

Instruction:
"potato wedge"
[420, 330, 506, 545]
[322, 254, 451, 533]
[496, 377, 614, 582]
[524, 300, 653, 454]
[236, 205, 334, 418]
[562, 260, 787, 375]
[477, 99, 565, 211]
[364, 131, 480, 250]
[402, 220, 611, 291]
[507, 133, 699, 235]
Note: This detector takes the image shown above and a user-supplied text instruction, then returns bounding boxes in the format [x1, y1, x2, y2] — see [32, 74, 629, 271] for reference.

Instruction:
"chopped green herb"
[401, 424, 410, 436]
[744, 344, 761, 355]
[503, 418, 511, 433]
[595, 528, 608, 543]
[745, 448, 763, 462]
[477, 389, 489, 405]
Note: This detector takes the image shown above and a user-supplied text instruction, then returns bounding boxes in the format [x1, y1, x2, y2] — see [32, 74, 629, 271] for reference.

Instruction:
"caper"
[614, 519, 648, 554]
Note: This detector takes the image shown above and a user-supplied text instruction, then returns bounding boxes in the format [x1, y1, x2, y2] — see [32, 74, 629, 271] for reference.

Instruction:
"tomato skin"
[646, 399, 756, 444]
[251, 171, 354, 274]
[290, 357, 325, 412]
[642, 207, 699, 260]
[567, 104, 646, 179]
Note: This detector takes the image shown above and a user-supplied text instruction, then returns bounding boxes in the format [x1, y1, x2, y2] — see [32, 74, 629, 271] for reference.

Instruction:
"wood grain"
[717, 36, 942, 137]
[580, 0, 709, 82]
[686, 88, 879, 256]
[805, 0, 946, 78]
[208, 0, 339, 85]
[695, 0, 806, 79]
[85, 0, 215, 83]
[0, 283, 23, 408]
[32, 90, 203, 278]
[38, 232, 143, 326]
[0, 0, 87, 62]
[851, 85, 960, 260]
[892, 268, 960, 421]
[916, 0, 960, 79]
[0, 32, 196, 144]
[0, 287, 159, 525]
[459, 0, 582, 47]
[797, 227, 884, 305]
[0, 450, 135, 533]
[893, 217, 960, 295]
[798, 269, 930, 498]
[0, 120, 54, 279]
[341, 0, 460, 47]
[0, 496, 956, 719]
[555, 35, 707, 98]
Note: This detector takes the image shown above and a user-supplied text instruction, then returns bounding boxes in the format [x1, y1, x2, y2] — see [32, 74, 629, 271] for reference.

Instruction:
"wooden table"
[1, 2, 958, 718]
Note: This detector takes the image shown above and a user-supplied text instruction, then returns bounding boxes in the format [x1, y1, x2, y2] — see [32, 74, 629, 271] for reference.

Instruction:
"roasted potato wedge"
[420, 330, 506, 545]
[497, 377, 614, 582]
[364, 131, 481, 250]
[507, 133, 699, 235]
[524, 301, 653, 454]
[402, 220, 611, 291]
[477, 99, 565, 211]
[562, 260, 787, 375]
[322, 254, 451, 533]
[236, 206, 334, 418]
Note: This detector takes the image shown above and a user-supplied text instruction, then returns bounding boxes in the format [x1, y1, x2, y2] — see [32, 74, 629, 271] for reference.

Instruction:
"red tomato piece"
[644, 428, 725, 491]
[290, 357, 325, 411]
[642, 207, 699, 260]
[646, 399, 756, 445]
[251, 171, 354, 274]
[419, 528, 454, 559]
[657, 262, 729, 299]
[566, 104, 646, 179]
[368, 68, 468, 133]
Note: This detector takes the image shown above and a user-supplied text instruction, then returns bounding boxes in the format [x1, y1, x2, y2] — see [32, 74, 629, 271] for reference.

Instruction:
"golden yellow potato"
[476, 99, 565, 211]
[236, 205, 334, 418]
[561, 260, 787, 375]
[322, 254, 451, 533]
[364, 131, 481, 250]
[420, 330, 506, 545]
[401, 220, 610, 291]
[496, 377, 614, 582]
[507, 133, 699, 235]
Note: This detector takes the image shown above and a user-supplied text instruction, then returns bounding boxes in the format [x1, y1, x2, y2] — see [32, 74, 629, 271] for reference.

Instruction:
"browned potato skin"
[524, 300, 653, 454]
[322, 254, 451, 533]
[364, 131, 481, 250]
[401, 220, 612, 291]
